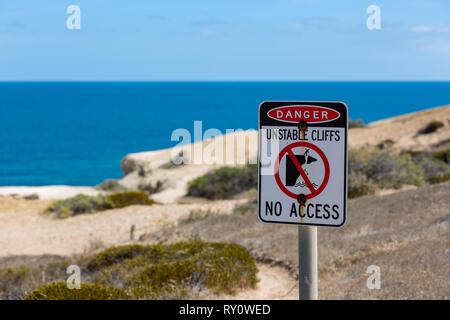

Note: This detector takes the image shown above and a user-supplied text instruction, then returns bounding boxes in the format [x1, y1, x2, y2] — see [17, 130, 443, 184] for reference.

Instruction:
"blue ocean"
[1, 82, 449, 186]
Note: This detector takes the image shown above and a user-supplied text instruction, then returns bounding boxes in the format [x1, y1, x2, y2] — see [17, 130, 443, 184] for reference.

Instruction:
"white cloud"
[410, 24, 450, 33]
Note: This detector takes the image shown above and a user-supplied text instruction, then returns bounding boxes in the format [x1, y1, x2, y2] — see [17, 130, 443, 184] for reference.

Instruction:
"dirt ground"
[140, 181, 450, 300]
[0, 197, 244, 257]
[1, 181, 447, 299]
[212, 264, 298, 300]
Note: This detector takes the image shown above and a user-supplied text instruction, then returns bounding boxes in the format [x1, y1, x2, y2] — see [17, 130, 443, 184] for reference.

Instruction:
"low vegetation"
[427, 172, 450, 184]
[233, 188, 257, 215]
[187, 164, 257, 200]
[349, 146, 450, 198]
[376, 139, 395, 150]
[418, 120, 444, 134]
[187, 146, 449, 201]
[408, 149, 450, 184]
[96, 179, 126, 192]
[0, 260, 71, 300]
[348, 119, 366, 129]
[25, 282, 128, 300]
[178, 209, 217, 225]
[0, 241, 258, 300]
[44, 191, 155, 219]
[23, 193, 39, 200]
[138, 180, 165, 195]
[432, 149, 450, 164]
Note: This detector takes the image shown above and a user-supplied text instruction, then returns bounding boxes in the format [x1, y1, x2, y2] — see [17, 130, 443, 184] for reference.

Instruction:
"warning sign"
[258, 102, 348, 227]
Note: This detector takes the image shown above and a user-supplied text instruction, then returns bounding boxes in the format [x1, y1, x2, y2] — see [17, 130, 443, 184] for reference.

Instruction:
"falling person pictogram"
[285, 148, 319, 188]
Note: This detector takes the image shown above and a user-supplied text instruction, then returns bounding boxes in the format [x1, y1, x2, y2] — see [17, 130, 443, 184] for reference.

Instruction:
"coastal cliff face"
[119, 130, 258, 203]
[0, 105, 447, 202]
[119, 105, 450, 204]
[349, 104, 450, 151]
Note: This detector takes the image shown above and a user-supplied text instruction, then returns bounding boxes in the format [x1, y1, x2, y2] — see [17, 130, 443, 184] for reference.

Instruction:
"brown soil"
[140, 181, 450, 299]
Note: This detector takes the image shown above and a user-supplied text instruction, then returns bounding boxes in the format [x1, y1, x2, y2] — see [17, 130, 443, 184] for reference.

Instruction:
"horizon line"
[1, 80, 450, 83]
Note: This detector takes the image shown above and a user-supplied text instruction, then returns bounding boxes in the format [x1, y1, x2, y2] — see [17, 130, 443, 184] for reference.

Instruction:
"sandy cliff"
[0, 104, 448, 202]
[119, 104, 450, 203]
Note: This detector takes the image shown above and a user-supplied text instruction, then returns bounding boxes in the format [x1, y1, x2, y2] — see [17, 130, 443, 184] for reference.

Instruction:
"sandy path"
[213, 264, 298, 300]
[0, 199, 244, 257]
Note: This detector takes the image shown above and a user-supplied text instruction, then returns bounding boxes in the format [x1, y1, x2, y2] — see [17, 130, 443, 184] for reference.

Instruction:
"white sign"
[258, 102, 348, 227]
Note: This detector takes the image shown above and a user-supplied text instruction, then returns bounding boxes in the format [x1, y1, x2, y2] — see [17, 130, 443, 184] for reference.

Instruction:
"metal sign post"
[298, 225, 318, 300]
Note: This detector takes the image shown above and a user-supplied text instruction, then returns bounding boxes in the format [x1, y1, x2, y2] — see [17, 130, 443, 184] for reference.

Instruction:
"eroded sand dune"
[119, 104, 450, 203]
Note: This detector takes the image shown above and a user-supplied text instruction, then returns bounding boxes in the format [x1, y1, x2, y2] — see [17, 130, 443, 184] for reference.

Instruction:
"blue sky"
[1, 0, 449, 81]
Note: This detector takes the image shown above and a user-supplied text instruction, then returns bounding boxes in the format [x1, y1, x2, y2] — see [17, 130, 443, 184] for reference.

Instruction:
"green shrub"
[233, 188, 257, 215]
[428, 172, 450, 184]
[348, 171, 375, 198]
[45, 191, 155, 219]
[421, 159, 450, 183]
[348, 149, 374, 198]
[0, 266, 39, 290]
[2, 241, 258, 300]
[402, 150, 450, 184]
[86, 244, 152, 271]
[45, 194, 112, 218]
[365, 150, 401, 187]
[0, 266, 41, 300]
[138, 180, 165, 195]
[348, 147, 426, 197]
[396, 153, 427, 187]
[107, 191, 156, 208]
[433, 149, 450, 164]
[348, 119, 365, 129]
[365, 149, 425, 188]
[126, 242, 257, 297]
[418, 121, 444, 134]
[0, 261, 71, 300]
[24, 282, 128, 300]
[187, 164, 257, 199]
[376, 139, 395, 150]
[97, 179, 126, 192]
[86, 241, 258, 298]
[24, 193, 39, 200]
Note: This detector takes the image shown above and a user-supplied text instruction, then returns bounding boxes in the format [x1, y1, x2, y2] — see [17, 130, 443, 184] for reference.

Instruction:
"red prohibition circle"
[274, 142, 330, 200]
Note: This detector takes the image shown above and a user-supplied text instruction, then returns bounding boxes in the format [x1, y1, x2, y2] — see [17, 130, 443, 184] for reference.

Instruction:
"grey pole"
[298, 225, 318, 300]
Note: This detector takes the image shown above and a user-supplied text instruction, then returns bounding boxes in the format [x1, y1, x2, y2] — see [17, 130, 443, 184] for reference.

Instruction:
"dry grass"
[0, 197, 52, 213]
[350, 104, 450, 151]
[0, 199, 244, 257]
[140, 181, 450, 299]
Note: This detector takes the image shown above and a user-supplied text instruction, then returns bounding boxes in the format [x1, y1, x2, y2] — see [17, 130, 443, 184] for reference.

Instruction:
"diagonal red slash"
[286, 149, 316, 193]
